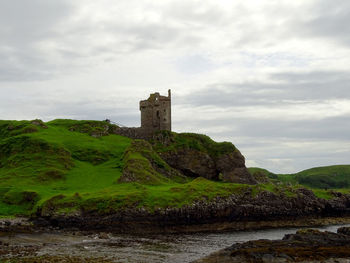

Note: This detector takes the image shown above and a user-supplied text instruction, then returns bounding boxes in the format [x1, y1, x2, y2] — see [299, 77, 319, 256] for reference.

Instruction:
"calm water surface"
[1, 223, 350, 263]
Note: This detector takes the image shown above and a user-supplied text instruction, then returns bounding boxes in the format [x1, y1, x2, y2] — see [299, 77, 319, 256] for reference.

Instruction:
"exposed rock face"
[194, 228, 350, 263]
[216, 151, 256, 184]
[160, 149, 256, 184]
[153, 132, 257, 184]
[159, 149, 217, 179]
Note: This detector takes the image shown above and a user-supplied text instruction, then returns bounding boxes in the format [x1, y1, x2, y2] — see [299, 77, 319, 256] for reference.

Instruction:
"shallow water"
[1, 223, 350, 262]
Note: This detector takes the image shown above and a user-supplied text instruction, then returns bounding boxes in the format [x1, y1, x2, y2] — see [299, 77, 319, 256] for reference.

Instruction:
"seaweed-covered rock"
[195, 228, 350, 263]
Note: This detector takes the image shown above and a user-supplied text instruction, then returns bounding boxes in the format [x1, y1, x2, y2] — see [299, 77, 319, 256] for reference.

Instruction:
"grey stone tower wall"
[140, 90, 171, 132]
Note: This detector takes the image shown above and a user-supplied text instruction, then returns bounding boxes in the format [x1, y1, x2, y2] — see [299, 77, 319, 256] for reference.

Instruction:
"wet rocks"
[1, 255, 115, 263]
[337, 226, 350, 236]
[194, 227, 350, 263]
[32, 189, 350, 233]
[0, 217, 33, 233]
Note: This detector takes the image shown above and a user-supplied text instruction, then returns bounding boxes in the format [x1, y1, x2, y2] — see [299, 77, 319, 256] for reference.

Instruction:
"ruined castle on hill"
[115, 90, 171, 139]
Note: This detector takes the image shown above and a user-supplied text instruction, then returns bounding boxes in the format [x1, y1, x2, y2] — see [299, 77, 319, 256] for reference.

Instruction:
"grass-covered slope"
[1, 119, 348, 219]
[0, 119, 131, 216]
[249, 165, 350, 190]
[152, 131, 238, 157]
[119, 139, 187, 185]
[0, 119, 255, 217]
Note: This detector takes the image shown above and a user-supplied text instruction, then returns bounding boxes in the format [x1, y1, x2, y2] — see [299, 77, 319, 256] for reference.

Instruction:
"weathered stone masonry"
[140, 90, 171, 132]
[114, 90, 171, 139]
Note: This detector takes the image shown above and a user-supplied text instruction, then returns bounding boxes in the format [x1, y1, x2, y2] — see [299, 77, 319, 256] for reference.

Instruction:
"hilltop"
[0, 119, 254, 218]
[1, 119, 350, 232]
[248, 165, 350, 190]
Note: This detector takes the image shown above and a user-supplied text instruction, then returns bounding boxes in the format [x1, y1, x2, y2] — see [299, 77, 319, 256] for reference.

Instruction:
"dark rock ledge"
[194, 227, 350, 263]
[30, 189, 350, 233]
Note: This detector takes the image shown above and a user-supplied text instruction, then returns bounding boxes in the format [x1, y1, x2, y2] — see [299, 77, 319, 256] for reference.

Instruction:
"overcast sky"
[1, 0, 349, 173]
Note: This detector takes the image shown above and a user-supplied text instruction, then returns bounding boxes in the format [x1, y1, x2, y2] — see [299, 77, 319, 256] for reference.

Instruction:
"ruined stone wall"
[140, 90, 171, 133]
[113, 127, 154, 140]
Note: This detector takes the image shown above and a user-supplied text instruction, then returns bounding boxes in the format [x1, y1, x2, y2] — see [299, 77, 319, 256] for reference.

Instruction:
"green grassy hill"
[248, 165, 350, 190]
[1, 119, 348, 219]
[0, 119, 255, 217]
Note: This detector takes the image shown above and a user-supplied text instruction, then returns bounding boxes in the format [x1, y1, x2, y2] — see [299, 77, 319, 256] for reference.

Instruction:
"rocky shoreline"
[1, 187, 350, 234]
[194, 227, 350, 263]
[28, 188, 350, 233]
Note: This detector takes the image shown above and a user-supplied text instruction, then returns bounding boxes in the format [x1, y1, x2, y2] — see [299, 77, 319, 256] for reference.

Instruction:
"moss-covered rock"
[118, 140, 187, 185]
[65, 120, 118, 137]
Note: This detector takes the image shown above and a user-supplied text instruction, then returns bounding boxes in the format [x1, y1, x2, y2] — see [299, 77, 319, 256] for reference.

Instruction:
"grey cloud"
[177, 70, 350, 107]
[0, 0, 216, 82]
[0, 0, 74, 81]
[288, 0, 350, 47]
[165, 1, 227, 27]
[176, 112, 350, 142]
[0, 0, 71, 43]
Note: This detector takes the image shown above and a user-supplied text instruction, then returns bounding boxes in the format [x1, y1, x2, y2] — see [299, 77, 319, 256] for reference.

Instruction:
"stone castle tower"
[139, 90, 171, 132]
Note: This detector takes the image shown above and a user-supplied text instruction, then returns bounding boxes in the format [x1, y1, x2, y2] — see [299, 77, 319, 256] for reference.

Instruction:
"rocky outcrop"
[159, 149, 217, 179]
[152, 132, 257, 184]
[216, 151, 256, 184]
[33, 188, 350, 233]
[194, 227, 350, 263]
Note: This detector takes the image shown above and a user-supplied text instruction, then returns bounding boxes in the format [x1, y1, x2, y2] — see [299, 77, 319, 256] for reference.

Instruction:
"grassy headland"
[0, 119, 349, 219]
[0, 119, 256, 217]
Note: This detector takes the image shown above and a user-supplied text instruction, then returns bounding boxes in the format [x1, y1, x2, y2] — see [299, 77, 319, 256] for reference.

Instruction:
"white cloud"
[0, 0, 350, 173]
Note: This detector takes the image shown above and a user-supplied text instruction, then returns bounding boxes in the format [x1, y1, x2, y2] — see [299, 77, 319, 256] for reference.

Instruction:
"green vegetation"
[1, 118, 349, 218]
[249, 165, 350, 198]
[0, 119, 249, 217]
[152, 131, 237, 158]
[0, 119, 131, 216]
[120, 140, 187, 185]
[295, 165, 350, 189]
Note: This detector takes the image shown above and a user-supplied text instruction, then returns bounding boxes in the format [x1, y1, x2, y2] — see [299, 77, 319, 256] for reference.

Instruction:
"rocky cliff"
[151, 131, 257, 184]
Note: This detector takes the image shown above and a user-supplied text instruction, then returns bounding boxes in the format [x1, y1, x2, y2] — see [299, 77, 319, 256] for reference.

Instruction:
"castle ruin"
[114, 90, 171, 139]
[140, 90, 171, 132]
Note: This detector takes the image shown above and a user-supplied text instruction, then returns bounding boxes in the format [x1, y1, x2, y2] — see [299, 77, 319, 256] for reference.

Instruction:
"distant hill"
[248, 165, 350, 189]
